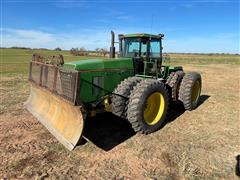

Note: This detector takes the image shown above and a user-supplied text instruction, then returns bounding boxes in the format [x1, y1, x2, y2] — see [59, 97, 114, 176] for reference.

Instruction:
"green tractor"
[25, 31, 202, 150]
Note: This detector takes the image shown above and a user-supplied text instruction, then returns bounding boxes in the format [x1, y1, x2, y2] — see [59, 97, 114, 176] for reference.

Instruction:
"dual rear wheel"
[166, 71, 202, 110]
[127, 80, 169, 134]
[111, 72, 202, 134]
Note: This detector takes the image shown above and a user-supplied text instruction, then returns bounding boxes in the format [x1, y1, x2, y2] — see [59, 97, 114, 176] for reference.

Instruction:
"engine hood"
[63, 58, 133, 71]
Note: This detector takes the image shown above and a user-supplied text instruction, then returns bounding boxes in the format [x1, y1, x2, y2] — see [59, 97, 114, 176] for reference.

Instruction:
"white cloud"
[4, 28, 54, 40]
[169, 3, 194, 11]
[1, 28, 239, 53]
[1, 28, 55, 48]
[54, 1, 90, 8]
[180, 4, 193, 8]
[0, 27, 151, 50]
[117, 16, 131, 20]
[1, 27, 111, 50]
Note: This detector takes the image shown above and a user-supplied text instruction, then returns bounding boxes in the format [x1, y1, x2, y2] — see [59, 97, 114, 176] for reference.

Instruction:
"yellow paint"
[24, 85, 84, 150]
[144, 92, 165, 125]
[104, 97, 111, 112]
[191, 80, 200, 103]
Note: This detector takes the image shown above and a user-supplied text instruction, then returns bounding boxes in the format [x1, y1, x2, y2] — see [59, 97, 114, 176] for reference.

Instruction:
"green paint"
[79, 70, 134, 103]
[124, 33, 161, 39]
[63, 58, 133, 71]
[161, 66, 183, 79]
[62, 57, 134, 103]
[62, 57, 182, 104]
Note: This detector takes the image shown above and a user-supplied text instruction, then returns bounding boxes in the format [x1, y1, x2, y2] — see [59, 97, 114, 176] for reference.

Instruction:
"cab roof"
[123, 33, 164, 39]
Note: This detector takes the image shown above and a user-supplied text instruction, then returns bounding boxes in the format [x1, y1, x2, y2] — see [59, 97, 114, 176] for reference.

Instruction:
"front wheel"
[127, 79, 169, 134]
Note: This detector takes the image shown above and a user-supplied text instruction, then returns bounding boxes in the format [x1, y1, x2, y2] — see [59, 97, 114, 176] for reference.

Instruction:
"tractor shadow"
[166, 94, 210, 124]
[198, 94, 210, 107]
[81, 113, 135, 151]
[80, 94, 210, 151]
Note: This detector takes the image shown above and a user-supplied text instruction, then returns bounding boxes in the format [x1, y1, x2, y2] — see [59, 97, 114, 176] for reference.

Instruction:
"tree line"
[70, 47, 109, 57]
[2, 47, 239, 56]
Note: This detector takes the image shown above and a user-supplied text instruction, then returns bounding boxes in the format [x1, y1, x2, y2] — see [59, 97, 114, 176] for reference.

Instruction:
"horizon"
[1, 46, 240, 55]
[1, 0, 239, 54]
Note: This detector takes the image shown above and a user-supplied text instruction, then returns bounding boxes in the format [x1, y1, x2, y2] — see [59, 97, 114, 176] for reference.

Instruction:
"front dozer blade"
[25, 85, 84, 151]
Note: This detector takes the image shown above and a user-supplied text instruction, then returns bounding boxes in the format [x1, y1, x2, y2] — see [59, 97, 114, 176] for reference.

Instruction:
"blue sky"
[1, 0, 239, 53]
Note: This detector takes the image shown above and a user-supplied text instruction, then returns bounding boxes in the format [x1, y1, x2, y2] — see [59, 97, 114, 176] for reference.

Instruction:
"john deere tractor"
[25, 31, 202, 150]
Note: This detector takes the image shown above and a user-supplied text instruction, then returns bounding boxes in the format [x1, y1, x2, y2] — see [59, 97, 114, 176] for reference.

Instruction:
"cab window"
[150, 40, 160, 57]
[123, 39, 140, 57]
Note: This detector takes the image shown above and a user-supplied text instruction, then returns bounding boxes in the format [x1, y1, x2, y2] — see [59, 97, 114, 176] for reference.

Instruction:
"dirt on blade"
[0, 63, 240, 179]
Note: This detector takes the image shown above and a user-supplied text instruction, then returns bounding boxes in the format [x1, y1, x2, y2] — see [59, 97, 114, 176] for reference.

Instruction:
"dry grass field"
[0, 48, 240, 179]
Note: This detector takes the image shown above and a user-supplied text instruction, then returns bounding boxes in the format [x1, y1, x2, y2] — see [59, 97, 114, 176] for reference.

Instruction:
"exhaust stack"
[110, 30, 115, 58]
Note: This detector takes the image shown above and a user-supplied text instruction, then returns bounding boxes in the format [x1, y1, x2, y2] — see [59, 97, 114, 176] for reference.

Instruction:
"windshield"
[122, 38, 147, 57]
[122, 38, 160, 58]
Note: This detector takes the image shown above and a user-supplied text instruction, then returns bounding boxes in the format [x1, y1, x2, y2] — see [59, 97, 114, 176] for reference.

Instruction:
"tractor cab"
[116, 33, 164, 78]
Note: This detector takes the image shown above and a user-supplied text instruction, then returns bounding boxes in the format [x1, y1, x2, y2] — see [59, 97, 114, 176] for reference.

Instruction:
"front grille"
[29, 61, 79, 105]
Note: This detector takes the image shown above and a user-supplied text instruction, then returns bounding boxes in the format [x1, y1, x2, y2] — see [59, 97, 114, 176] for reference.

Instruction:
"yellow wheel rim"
[144, 92, 165, 125]
[191, 80, 200, 103]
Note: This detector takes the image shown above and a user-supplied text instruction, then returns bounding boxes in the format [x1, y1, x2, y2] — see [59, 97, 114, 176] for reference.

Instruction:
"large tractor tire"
[127, 79, 169, 134]
[179, 72, 202, 110]
[111, 76, 142, 119]
[166, 71, 185, 101]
